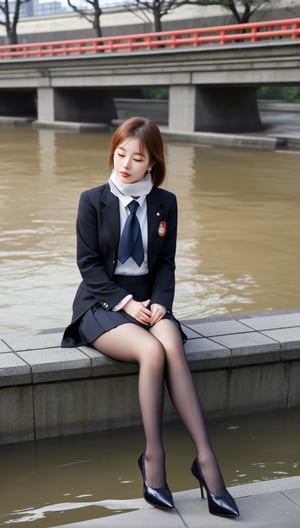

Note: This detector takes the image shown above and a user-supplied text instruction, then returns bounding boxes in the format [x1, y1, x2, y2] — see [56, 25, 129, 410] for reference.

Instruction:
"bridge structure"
[0, 18, 299, 133]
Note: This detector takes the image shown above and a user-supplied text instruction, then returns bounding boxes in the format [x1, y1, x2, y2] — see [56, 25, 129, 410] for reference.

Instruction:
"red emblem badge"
[158, 221, 167, 237]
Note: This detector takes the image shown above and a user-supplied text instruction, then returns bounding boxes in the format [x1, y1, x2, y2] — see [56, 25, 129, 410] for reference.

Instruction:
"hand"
[123, 298, 152, 325]
[149, 303, 167, 326]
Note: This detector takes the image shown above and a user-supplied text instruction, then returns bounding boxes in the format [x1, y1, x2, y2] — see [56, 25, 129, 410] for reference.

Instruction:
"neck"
[109, 170, 153, 197]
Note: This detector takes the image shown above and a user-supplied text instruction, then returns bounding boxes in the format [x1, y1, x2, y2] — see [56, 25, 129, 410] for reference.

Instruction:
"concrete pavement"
[54, 476, 300, 528]
[1, 308, 300, 444]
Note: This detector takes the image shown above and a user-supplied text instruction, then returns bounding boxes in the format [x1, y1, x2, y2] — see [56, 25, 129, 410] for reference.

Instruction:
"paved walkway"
[55, 476, 300, 528]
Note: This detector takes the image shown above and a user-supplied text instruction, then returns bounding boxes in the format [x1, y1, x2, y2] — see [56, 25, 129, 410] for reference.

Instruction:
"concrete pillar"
[169, 86, 198, 132]
[37, 87, 55, 123]
[37, 87, 117, 126]
[168, 85, 262, 133]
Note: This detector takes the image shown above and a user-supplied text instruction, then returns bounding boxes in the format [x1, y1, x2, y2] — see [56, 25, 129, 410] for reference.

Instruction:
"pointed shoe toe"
[207, 491, 239, 518]
[144, 484, 174, 510]
[191, 458, 239, 518]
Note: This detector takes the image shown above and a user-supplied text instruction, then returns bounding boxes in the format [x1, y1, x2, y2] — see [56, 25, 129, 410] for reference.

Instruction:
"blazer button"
[103, 302, 109, 309]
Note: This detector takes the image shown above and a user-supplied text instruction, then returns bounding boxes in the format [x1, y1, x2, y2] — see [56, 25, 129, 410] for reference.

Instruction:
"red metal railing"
[0, 17, 299, 60]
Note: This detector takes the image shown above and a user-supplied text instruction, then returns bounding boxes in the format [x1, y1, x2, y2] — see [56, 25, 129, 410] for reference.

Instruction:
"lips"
[120, 171, 130, 178]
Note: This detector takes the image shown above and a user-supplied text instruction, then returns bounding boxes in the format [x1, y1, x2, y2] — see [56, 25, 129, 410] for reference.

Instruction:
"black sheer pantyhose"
[93, 320, 226, 495]
[92, 324, 167, 488]
[150, 320, 226, 496]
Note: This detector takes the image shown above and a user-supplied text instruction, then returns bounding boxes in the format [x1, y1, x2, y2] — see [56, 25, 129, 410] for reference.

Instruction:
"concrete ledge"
[32, 120, 110, 131]
[53, 476, 300, 528]
[258, 101, 300, 113]
[1, 309, 300, 445]
[30, 119, 299, 151]
[160, 128, 287, 150]
[0, 116, 34, 126]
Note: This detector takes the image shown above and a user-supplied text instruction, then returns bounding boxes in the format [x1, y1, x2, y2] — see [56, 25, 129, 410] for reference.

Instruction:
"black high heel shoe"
[138, 454, 174, 510]
[191, 458, 239, 518]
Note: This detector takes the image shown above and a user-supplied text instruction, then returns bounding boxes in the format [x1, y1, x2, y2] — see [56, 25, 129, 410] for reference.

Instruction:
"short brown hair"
[108, 117, 166, 187]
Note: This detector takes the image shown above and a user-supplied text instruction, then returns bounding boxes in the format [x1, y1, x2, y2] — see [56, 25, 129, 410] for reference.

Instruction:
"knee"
[164, 342, 186, 366]
[143, 340, 166, 370]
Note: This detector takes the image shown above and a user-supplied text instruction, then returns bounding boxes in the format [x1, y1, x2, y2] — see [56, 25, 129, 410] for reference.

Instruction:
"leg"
[92, 324, 166, 488]
[149, 319, 225, 496]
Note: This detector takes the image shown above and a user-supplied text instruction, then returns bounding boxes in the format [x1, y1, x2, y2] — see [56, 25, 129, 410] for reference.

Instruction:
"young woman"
[61, 117, 239, 518]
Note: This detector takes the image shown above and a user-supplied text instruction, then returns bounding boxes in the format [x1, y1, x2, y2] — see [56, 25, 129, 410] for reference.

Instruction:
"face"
[113, 137, 152, 184]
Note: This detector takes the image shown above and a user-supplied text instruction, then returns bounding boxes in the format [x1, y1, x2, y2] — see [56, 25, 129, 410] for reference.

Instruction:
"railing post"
[292, 22, 299, 39]
[251, 26, 257, 43]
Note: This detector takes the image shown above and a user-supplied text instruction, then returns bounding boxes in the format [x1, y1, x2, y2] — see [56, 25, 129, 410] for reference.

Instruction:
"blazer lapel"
[99, 183, 120, 245]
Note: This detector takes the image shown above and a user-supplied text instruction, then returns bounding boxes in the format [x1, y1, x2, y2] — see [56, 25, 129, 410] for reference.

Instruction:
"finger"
[152, 305, 167, 324]
[139, 308, 152, 322]
[141, 305, 152, 317]
[150, 312, 162, 325]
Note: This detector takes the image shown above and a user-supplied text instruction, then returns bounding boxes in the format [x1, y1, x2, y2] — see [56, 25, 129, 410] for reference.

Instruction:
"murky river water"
[1, 126, 300, 333]
[0, 408, 299, 527]
[0, 126, 300, 526]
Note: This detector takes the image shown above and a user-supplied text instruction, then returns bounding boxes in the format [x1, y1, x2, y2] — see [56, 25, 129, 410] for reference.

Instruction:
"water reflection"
[1, 126, 300, 332]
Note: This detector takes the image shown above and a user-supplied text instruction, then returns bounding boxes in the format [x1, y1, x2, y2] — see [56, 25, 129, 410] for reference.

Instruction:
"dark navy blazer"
[61, 183, 178, 346]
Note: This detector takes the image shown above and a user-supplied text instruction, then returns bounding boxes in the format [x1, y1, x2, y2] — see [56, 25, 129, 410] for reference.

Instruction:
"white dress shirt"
[109, 184, 149, 311]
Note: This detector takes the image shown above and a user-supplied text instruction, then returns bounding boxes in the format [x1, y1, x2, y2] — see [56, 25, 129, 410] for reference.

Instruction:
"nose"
[123, 156, 131, 169]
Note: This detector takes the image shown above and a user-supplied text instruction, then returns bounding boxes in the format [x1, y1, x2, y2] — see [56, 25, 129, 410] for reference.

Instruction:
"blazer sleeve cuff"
[112, 294, 133, 311]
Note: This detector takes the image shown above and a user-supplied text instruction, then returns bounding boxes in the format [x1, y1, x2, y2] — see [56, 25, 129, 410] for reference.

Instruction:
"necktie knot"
[128, 200, 139, 214]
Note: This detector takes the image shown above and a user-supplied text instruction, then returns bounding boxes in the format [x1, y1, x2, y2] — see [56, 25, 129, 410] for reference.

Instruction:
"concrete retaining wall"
[1, 309, 300, 446]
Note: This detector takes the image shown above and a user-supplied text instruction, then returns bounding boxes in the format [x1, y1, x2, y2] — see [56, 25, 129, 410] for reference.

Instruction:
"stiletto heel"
[191, 458, 239, 518]
[138, 454, 174, 510]
[199, 479, 204, 499]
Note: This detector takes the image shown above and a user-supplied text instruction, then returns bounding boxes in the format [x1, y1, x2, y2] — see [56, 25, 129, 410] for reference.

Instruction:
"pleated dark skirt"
[78, 274, 185, 345]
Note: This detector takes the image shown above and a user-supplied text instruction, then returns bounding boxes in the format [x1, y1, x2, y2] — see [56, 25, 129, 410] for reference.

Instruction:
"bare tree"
[125, 0, 185, 32]
[0, 0, 31, 44]
[67, 0, 102, 38]
[183, 0, 276, 25]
